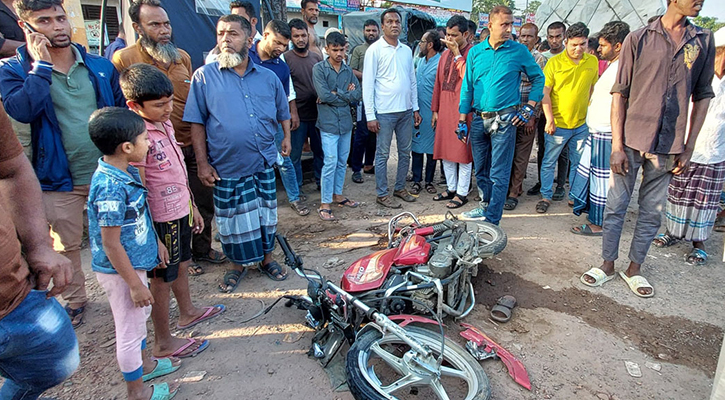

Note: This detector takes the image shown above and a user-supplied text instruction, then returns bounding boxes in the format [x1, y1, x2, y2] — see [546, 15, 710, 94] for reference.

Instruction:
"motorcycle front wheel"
[346, 326, 491, 400]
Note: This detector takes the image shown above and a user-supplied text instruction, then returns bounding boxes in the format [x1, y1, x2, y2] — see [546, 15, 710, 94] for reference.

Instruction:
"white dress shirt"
[690, 75, 725, 165]
[586, 59, 618, 133]
[362, 37, 418, 121]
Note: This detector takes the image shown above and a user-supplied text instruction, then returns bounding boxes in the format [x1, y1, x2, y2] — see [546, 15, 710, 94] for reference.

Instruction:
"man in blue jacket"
[0, 0, 125, 328]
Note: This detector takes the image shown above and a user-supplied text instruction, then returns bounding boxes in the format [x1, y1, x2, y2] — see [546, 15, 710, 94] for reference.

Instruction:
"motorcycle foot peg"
[312, 343, 325, 359]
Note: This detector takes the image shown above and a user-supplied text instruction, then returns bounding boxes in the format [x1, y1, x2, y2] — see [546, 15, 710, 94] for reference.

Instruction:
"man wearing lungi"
[184, 14, 291, 293]
[579, 0, 715, 298]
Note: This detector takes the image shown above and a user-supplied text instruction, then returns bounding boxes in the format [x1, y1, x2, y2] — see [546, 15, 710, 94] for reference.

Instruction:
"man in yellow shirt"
[537, 22, 599, 213]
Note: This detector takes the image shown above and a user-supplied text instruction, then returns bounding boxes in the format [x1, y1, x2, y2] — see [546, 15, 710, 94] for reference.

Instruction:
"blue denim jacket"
[87, 159, 159, 274]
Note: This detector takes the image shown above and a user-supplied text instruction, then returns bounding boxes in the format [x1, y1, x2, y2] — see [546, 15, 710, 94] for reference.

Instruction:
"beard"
[218, 46, 249, 69]
[139, 34, 181, 64]
[365, 35, 377, 44]
[293, 41, 309, 53]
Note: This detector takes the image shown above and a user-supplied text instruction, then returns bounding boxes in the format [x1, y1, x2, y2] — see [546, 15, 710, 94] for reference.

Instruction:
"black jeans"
[350, 104, 376, 172]
[411, 152, 436, 183]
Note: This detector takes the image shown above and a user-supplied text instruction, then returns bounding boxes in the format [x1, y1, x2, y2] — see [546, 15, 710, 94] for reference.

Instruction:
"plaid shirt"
[520, 49, 547, 116]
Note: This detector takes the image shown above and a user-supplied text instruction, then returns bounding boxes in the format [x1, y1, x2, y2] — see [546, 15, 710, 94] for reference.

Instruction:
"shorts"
[147, 214, 192, 282]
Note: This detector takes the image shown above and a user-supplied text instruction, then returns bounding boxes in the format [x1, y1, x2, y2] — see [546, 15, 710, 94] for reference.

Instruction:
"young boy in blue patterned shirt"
[87, 107, 179, 400]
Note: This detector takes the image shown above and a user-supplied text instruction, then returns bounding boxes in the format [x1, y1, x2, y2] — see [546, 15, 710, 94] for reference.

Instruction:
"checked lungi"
[213, 167, 277, 265]
[570, 130, 612, 226]
[665, 160, 725, 242]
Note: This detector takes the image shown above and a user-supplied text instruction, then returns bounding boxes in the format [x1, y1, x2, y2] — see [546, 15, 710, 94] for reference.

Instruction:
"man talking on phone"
[0, 0, 125, 327]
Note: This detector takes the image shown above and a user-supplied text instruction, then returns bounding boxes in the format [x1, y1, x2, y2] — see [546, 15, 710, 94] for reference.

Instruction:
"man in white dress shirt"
[363, 8, 421, 208]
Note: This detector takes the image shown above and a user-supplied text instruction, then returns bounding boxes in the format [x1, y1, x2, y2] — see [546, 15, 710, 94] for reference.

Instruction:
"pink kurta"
[432, 44, 473, 164]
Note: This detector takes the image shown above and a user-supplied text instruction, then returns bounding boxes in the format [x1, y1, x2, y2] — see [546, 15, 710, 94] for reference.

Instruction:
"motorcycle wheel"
[346, 326, 491, 400]
[466, 221, 507, 256]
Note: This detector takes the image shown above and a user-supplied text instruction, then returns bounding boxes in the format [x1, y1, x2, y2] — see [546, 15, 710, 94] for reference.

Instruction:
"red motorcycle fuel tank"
[341, 248, 397, 292]
[392, 234, 431, 266]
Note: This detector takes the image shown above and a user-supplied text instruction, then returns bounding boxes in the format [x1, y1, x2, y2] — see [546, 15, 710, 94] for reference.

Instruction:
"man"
[113, 0, 227, 271]
[0, 103, 79, 400]
[467, 19, 477, 44]
[570, 21, 630, 236]
[251, 20, 309, 215]
[410, 29, 440, 196]
[459, 6, 544, 225]
[184, 14, 291, 293]
[580, 0, 715, 298]
[432, 16, 474, 208]
[205, 0, 262, 64]
[0, 0, 24, 57]
[528, 20, 569, 197]
[301, 0, 322, 57]
[505, 22, 546, 211]
[349, 19, 379, 183]
[0, 0, 126, 327]
[103, 24, 125, 61]
[536, 22, 599, 214]
[284, 18, 323, 201]
[363, 8, 421, 208]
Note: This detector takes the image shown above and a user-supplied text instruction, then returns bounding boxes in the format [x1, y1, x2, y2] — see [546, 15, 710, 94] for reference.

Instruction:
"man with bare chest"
[301, 0, 322, 57]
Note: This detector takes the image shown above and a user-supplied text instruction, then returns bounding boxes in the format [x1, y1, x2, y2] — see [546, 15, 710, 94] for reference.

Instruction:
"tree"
[262, 0, 287, 23]
[472, 0, 515, 19]
[522, 0, 541, 15]
[692, 16, 725, 31]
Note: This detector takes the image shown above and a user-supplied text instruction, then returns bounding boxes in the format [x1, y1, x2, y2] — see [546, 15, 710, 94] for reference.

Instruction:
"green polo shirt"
[49, 47, 101, 185]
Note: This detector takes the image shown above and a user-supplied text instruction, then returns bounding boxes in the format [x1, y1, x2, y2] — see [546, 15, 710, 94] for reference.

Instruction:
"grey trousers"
[602, 146, 672, 265]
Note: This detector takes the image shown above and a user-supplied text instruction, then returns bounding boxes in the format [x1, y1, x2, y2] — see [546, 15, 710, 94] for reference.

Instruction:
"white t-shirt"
[690, 75, 725, 165]
[586, 60, 618, 133]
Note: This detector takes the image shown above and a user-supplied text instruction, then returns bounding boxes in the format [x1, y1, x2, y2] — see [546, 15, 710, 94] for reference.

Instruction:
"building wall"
[287, 11, 341, 37]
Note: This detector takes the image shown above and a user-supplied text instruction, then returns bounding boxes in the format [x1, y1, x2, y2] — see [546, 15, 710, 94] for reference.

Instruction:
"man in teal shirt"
[459, 5, 544, 225]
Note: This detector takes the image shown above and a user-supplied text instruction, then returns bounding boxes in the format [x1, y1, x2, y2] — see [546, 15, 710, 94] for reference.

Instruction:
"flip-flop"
[580, 267, 615, 287]
[260, 260, 288, 281]
[218, 268, 247, 293]
[318, 208, 336, 221]
[503, 197, 518, 210]
[685, 248, 708, 266]
[187, 262, 204, 276]
[143, 358, 180, 382]
[618, 271, 654, 298]
[168, 338, 209, 358]
[150, 382, 178, 400]
[490, 295, 517, 323]
[176, 304, 226, 330]
[571, 224, 603, 237]
[336, 198, 360, 208]
[652, 233, 678, 248]
[194, 250, 228, 264]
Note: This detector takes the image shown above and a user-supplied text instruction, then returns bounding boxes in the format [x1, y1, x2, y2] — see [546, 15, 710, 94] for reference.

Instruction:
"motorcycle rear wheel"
[466, 221, 507, 256]
[346, 326, 491, 400]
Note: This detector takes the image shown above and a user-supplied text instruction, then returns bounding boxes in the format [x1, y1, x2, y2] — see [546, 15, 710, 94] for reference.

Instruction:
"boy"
[120, 64, 224, 359]
[87, 107, 179, 400]
[312, 32, 362, 220]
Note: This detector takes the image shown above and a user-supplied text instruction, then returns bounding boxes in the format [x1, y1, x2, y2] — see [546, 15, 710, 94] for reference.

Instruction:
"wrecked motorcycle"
[275, 233, 492, 400]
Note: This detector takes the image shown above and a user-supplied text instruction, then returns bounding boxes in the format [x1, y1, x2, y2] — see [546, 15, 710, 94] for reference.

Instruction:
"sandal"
[318, 208, 336, 221]
[149, 382, 178, 400]
[176, 305, 226, 330]
[446, 195, 468, 209]
[652, 233, 678, 248]
[290, 200, 310, 216]
[410, 182, 423, 195]
[571, 224, 602, 237]
[260, 260, 288, 281]
[143, 358, 180, 382]
[685, 248, 708, 266]
[65, 304, 86, 328]
[618, 271, 654, 298]
[335, 198, 360, 208]
[713, 216, 725, 232]
[580, 267, 615, 287]
[194, 249, 227, 264]
[503, 197, 518, 210]
[433, 190, 456, 201]
[490, 295, 517, 323]
[218, 268, 247, 293]
[425, 183, 436, 194]
[187, 262, 204, 276]
[352, 171, 364, 183]
[535, 200, 550, 213]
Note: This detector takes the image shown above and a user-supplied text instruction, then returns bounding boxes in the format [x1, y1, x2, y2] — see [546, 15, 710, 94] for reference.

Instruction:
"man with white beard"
[113, 0, 228, 272]
[184, 14, 292, 293]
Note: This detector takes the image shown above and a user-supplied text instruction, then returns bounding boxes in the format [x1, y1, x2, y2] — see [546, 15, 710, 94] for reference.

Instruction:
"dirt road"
[32, 152, 725, 400]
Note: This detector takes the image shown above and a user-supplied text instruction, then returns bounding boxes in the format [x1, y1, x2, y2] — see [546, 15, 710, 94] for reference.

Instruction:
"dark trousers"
[509, 120, 537, 198]
[183, 145, 213, 257]
[536, 117, 568, 187]
[412, 152, 436, 183]
[350, 105, 376, 172]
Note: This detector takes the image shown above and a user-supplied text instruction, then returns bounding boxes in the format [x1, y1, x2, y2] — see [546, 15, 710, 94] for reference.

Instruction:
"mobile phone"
[22, 22, 37, 34]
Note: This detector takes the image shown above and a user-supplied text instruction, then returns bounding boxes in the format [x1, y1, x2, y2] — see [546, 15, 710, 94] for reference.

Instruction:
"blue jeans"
[320, 130, 352, 204]
[275, 127, 300, 202]
[0, 290, 79, 400]
[375, 110, 413, 197]
[290, 121, 323, 187]
[541, 124, 589, 200]
[350, 104, 376, 172]
[469, 112, 517, 225]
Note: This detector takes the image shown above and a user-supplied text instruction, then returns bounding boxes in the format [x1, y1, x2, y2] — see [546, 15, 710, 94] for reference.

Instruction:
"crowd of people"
[0, 0, 722, 398]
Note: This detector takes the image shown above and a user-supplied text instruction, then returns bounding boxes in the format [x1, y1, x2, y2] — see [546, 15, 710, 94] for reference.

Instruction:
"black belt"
[475, 107, 516, 119]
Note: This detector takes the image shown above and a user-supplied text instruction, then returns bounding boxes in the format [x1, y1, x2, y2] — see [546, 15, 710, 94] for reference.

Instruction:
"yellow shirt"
[544, 52, 599, 129]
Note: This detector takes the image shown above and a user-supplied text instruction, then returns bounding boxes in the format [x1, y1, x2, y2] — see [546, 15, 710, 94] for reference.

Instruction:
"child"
[87, 107, 179, 400]
[120, 63, 224, 359]
[312, 32, 362, 221]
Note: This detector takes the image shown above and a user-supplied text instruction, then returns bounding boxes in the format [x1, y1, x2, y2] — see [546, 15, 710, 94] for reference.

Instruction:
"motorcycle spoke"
[370, 342, 407, 375]
[429, 378, 452, 400]
[380, 373, 423, 394]
[440, 365, 469, 380]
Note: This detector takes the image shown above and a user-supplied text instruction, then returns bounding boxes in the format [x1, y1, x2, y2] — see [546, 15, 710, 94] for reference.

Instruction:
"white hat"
[715, 27, 725, 48]
[325, 28, 341, 40]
